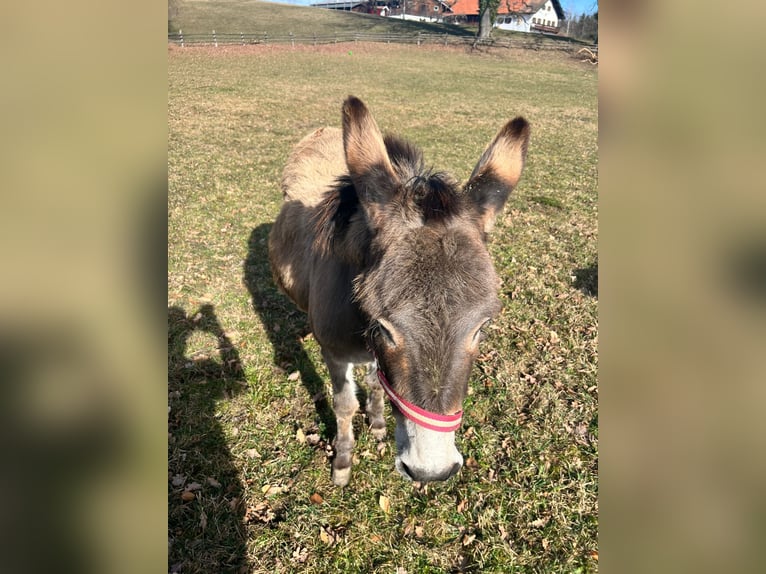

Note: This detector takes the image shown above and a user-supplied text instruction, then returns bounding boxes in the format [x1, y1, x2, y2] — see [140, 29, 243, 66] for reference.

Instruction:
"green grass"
[171, 0, 472, 36]
[169, 40, 597, 573]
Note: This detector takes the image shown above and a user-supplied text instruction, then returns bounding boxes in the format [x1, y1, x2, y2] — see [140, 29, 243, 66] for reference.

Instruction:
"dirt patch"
[167, 40, 579, 64]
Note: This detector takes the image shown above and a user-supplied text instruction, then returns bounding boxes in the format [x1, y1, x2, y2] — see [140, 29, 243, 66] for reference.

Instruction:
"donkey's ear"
[465, 117, 530, 234]
[342, 96, 398, 215]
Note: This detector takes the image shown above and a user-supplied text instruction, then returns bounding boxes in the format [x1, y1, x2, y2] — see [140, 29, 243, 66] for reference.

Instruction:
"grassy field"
[170, 0, 471, 36]
[169, 39, 598, 573]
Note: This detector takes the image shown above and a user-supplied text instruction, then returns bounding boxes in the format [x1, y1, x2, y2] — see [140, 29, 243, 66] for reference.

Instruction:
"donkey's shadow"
[243, 223, 336, 439]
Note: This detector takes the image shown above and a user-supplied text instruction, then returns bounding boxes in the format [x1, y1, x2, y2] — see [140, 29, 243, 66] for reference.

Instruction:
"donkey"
[268, 96, 529, 486]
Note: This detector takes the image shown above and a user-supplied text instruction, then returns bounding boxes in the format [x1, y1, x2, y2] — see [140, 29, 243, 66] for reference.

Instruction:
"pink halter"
[376, 365, 463, 433]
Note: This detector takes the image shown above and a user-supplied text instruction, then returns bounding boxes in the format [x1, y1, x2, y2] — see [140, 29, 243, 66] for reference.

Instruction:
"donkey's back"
[268, 127, 345, 312]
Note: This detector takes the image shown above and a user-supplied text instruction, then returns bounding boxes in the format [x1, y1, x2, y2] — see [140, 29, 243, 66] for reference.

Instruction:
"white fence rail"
[168, 30, 594, 53]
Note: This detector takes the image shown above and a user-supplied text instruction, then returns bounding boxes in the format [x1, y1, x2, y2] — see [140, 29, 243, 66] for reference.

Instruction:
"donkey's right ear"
[342, 96, 398, 217]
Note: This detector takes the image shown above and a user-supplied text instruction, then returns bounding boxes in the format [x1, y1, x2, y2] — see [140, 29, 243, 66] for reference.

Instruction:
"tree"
[477, 0, 501, 40]
[563, 10, 598, 43]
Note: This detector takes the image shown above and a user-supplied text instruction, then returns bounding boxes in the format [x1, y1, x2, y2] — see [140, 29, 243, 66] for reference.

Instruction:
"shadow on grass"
[573, 260, 598, 297]
[243, 223, 337, 440]
[168, 304, 248, 574]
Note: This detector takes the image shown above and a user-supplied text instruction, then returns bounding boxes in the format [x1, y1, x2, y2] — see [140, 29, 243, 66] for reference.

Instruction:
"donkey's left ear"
[465, 117, 530, 234]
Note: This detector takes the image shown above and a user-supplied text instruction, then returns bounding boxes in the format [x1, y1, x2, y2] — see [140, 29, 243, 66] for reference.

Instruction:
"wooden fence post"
[213, 29, 217, 47]
[179, 29, 184, 48]
[240, 32, 244, 45]
[290, 32, 294, 47]
[263, 32, 268, 45]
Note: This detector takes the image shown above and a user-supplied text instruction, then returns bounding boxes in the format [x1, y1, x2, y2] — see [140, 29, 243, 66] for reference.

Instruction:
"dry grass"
[169, 42, 597, 573]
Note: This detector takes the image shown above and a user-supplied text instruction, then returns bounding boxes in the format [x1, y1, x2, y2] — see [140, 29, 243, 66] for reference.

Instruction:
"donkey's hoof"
[332, 466, 351, 487]
[371, 425, 387, 441]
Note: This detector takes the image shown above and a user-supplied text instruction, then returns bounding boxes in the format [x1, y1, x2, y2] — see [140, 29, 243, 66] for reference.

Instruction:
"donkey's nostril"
[400, 461, 415, 480]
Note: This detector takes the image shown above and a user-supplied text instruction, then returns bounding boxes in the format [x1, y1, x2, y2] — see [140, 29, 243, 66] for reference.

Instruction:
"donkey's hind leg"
[323, 353, 360, 486]
[364, 363, 387, 441]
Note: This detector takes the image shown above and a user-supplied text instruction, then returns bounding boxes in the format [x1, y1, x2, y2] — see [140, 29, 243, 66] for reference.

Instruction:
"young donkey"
[269, 97, 529, 486]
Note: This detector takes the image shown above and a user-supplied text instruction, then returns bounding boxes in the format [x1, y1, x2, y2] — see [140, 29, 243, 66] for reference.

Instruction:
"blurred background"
[1, 0, 765, 572]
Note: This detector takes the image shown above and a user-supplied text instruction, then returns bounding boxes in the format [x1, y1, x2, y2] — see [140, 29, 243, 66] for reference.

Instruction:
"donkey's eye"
[374, 320, 396, 347]
[473, 319, 492, 345]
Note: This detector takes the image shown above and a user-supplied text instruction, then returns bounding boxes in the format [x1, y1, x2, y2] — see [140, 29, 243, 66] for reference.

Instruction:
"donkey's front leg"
[364, 363, 387, 441]
[324, 354, 360, 486]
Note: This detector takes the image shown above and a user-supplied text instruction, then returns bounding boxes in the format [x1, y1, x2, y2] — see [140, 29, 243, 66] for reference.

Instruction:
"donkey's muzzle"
[399, 460, 462, 483]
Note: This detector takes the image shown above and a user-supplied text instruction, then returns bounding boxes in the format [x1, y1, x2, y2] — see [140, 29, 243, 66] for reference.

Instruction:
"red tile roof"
[447, 0, 547, 17]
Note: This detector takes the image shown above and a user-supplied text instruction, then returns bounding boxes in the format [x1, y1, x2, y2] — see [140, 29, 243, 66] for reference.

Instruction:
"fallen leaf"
[185, 482, 202, 492]
[465, 457, 479, 470]
[414, 525, 424, 538]
[379, 495, 391, 514]
[180, 491, 195, 502]
[370, 534, 382, 543]
[310, 492, 324, 505]
[171, 474, 185, 487]
[306, 433, 321, 446]
[498, 524, 508, 541]
[462, 533, 476, 546]
[245, 502, 276, 524]
[549, 330, 560, 344]
[206, 477, 221, 488]
[296, 428, 306, 444]
[199, 509, 208, 530]
[457, 499, 468, 513]
[291, 546, 308, 563]
[246, 448, 261, 459]
[403, 519, 414, 536]
[376, 442, 387, 457]
[319, 528, 333, 545]
[262, 484, 285, 496]
[542, 538, 550, 550]
[589, 550, 599, 561]
[530, 516, 550, 528]
[287, 371, 300, 381]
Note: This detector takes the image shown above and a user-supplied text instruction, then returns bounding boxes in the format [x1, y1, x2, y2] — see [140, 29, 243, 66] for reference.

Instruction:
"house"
[445, 0, 565, 34]
[313, 1, 453, 21]
[386, 0, 454, 22]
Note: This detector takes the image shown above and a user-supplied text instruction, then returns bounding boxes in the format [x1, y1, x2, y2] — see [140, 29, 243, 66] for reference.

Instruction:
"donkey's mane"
[313, 134, 461, 259]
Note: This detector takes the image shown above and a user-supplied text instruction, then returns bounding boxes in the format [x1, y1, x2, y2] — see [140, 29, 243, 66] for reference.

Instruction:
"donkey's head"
[342, 97, 529, 482]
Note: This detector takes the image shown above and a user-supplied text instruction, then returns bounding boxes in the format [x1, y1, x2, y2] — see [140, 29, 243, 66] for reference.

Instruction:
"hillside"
[169, 0, 472, 36]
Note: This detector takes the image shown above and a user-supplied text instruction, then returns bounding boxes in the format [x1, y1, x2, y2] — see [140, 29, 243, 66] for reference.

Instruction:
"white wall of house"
[495, 1, 560, 32]
[495, 14, 533, 32]
[530, 0, 560, 29]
